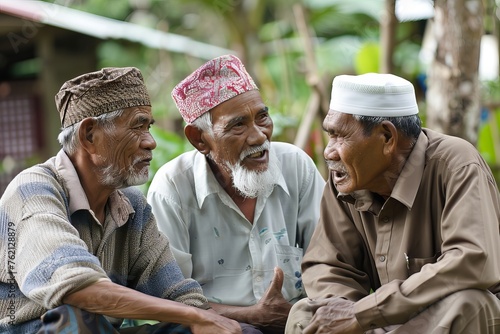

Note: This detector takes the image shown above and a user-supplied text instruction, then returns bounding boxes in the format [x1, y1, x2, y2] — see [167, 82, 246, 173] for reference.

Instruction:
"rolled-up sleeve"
[13, 172, 108, 309]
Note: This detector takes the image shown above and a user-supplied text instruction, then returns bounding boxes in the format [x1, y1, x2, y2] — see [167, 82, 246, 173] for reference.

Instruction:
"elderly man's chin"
[125, 171, 149, 187]
[230, 150, 280, 199]
[100, 166, 149, 188]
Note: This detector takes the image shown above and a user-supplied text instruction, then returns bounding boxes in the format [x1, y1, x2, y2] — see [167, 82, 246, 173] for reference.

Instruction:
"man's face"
[205, 90, 273, 178]
[94, 106, 156, 188]
[322, 111, 390, 194]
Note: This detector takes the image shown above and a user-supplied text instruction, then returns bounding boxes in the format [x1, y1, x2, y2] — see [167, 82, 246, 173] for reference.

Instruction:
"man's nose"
[324, 140, 340, 161]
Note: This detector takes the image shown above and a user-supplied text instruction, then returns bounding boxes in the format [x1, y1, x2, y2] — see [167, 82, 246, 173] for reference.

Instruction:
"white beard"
[97, 155, 149, 189]
[227, 143, 281, 198]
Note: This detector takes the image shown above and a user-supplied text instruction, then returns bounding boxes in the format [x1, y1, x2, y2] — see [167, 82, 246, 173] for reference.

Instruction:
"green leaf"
[354, 41, 380, 74]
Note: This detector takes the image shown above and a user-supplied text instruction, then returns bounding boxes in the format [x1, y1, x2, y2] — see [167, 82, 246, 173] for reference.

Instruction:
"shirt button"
[256, 276, 262, 282]
[379, 255, 386, 262]
[382, 216, 389, 223]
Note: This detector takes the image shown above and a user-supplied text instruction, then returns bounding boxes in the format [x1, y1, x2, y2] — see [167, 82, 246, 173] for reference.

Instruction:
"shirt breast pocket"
[274, 244, 305, 302]
[406, 252, 441, 276]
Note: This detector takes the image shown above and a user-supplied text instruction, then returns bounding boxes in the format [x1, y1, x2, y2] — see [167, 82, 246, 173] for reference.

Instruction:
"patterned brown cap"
[55, 67, 151, 128]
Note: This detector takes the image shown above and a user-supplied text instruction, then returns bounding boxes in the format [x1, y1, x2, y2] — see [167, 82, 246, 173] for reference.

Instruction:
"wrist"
[199, 302, 212, 310]
[244, 303, 264, 326]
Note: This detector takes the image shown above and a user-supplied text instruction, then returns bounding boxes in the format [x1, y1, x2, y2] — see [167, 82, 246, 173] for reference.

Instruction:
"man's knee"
[447, 289, 500, 332]
[395, 289, 500, 334]
[37, 304, 118, 334]
[239, 322, 264, 334]
[285, 298, 312, 334]
[454, 288, 499, 307]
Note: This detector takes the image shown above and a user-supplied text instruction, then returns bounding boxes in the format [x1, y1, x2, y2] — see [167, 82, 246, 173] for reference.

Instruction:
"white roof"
[396, 0, 434, 22]
[0, 0, 235, 60]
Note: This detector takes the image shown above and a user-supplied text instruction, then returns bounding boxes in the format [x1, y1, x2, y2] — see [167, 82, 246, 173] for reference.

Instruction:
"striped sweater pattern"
[0, 151, 208, 332]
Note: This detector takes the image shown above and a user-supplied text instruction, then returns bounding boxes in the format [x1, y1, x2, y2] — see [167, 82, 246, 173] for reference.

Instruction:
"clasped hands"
[302, 296, 364, 334]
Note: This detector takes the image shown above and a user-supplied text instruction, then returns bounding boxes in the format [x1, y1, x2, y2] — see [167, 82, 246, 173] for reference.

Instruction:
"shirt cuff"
[354, 293, 389, 331]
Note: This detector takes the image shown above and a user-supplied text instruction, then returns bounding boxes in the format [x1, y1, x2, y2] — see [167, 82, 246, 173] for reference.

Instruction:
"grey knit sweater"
[0, 150, 208, 333]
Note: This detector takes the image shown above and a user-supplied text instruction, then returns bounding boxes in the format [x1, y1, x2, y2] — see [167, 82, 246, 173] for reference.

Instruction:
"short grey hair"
[353, 114, 421, 146]
[57, 109, 124, 155]
[190, 112, 214, 137]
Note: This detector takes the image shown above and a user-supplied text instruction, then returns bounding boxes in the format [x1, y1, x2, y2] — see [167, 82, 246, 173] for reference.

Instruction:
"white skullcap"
[329, 73, 419, 116]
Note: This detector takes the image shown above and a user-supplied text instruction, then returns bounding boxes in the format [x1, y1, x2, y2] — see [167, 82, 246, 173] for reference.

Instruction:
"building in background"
[0, 0, 232, 194]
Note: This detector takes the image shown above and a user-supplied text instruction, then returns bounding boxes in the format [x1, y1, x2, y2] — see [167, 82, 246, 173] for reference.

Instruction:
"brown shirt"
[302, 128, 500, 331]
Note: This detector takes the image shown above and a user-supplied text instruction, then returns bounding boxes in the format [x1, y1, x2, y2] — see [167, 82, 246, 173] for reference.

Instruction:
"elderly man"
[0, 67, 241, 334]
[285, 73, 500, 334]
[147, 55, 325, 334]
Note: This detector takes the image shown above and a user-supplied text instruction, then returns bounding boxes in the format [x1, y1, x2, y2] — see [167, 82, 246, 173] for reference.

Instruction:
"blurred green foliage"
[137, 126, 193, 193]
[33, 0, 500, 188]
[478, 80, 500, 184]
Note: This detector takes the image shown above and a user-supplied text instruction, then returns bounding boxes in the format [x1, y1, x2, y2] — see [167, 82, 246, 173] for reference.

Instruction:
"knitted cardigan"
[0, 151, 208, 332]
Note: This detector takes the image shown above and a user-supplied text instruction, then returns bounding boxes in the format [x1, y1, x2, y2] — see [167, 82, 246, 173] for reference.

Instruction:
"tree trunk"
[426, 0, 484, 144]
[380, 0, 397, 73]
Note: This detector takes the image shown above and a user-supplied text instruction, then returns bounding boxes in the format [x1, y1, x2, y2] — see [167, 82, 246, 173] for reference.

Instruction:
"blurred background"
[0, 0, 499, 195]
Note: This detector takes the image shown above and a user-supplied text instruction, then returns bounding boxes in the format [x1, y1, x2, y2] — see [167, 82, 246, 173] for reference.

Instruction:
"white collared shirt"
[148, 142, 325, 305]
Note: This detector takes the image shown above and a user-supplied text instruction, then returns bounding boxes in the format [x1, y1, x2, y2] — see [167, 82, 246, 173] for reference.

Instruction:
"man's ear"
[78, 118, 98, 153]
[184, 124, 210, 155]
[379, 120, 398, 155]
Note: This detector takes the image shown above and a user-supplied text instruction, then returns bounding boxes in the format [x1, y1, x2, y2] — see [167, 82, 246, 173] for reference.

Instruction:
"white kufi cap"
[329, 73, 419, 116]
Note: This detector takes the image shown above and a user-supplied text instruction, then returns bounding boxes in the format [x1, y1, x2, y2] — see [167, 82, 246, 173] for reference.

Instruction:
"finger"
[269, 266, 284, 292]
[307, 298, 332, 313]
[260, 267, 285, 301]
[302, 319, 319, 334]
[306, 300, 323, 313]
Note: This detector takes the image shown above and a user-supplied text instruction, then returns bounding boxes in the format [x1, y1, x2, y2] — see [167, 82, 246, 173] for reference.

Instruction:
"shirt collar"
[338, 131, 428, 211]
[390, 131, 427, 209]
[193, 152, 221, 208]
[55, 150, 90, 215]
[55, 150, 134, 226]
[193, 150, 289, 209]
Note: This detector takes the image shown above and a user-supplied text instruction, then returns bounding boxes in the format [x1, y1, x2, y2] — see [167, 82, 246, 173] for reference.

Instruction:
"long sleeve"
[354, 161, 500, 329]
[1, 158, 210, 332]
[302, 178, 375, 302]
[3, 166, 109, 310]
[302, 131, 500, 331]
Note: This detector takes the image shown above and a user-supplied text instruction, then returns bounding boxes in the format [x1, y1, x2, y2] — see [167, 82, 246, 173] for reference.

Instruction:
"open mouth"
[241, 149, 269, 171]
[246, 150, 266, 159]
[334, 170, 345, 178]
[332, 169, 348, 184]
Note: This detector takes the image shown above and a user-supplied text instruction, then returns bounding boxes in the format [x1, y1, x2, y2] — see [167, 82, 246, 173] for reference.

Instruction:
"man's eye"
[133, 124, 149, 130]
[260, 112, 270, 120]
[233, 122, 244, 128]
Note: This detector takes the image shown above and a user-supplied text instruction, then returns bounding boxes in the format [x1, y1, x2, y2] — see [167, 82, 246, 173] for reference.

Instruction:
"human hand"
[303, 297, 363, 334]
[250, 267, 293, 331]
[190, 308, 242, 334]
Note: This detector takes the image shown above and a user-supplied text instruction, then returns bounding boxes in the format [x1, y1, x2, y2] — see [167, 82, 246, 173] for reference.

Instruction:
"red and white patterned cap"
[171, 54, 259, 123]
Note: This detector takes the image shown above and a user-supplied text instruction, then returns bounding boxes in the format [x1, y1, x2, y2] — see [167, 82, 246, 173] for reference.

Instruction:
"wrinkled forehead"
[210, 90, 265, 121]
[324, 109, 347, 126]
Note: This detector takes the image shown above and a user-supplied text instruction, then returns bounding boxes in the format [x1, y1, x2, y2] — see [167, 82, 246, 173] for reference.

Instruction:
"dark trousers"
[35, 305, 266, 334]
[36, 305, 192, 334]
